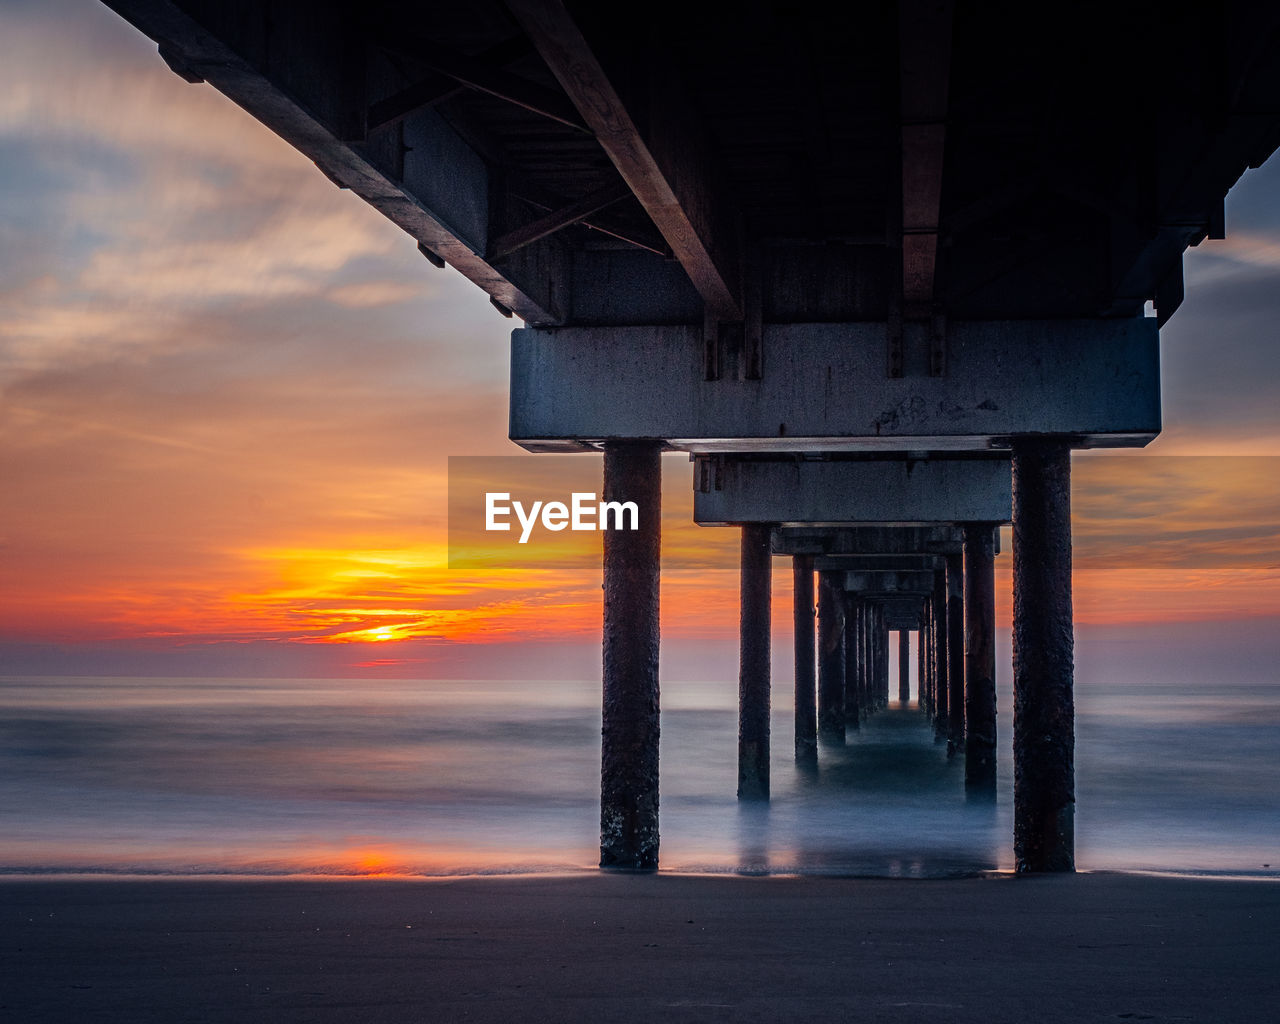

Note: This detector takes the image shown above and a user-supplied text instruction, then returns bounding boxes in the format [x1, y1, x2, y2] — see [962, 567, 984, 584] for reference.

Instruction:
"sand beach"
[4, 872, 1277, 1023]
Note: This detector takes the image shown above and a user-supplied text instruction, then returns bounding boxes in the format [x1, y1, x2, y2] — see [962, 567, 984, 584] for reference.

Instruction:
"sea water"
[2, 638, 1278, 878]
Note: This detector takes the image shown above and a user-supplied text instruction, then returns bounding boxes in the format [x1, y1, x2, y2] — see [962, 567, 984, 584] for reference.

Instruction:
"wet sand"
[3, 872, 1276, 1022]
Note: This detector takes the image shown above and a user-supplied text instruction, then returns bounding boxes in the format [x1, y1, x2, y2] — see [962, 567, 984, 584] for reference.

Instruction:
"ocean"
[3, 635, 1278, 879]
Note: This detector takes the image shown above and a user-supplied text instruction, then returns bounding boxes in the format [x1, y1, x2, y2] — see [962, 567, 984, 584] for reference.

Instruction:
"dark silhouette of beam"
[506, 0, 744, 319]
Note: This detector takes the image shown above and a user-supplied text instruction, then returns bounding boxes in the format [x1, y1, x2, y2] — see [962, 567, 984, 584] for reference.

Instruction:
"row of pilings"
[599, 439, 1076, 875]
[803, 547, 995, 788]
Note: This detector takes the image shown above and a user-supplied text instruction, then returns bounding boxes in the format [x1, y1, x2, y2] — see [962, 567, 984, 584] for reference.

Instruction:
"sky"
[1, 0, 1279, 680]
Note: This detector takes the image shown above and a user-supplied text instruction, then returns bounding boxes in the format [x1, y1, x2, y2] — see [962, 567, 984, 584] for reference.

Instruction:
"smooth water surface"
[2, 653, 1278, 878]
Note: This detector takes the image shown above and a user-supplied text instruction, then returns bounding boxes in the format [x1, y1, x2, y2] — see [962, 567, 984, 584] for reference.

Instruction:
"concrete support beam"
[946, 551, 966, 754]
[1012, 440, 1076, 873]
[964, 524, 998, 792]
[884, 609, 923, 631]
[881, 594, 923, 629]
[792, 555, 817, 765]
[738, 524, 772, 800]
[899, 629, 911, 703]
[600, 442, 662, 870]
[843, 569, 936, 594]
[816, 553, 945, 573]
[775, 525, 966, 557]
[510, 320, 1160, 452]
[817, 571, 846, 744]
[695, 458, 1011, 526]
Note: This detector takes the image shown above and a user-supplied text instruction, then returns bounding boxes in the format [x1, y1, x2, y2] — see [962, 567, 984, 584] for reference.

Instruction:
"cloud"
[3, 0, 1280, 669]
[1153, 154, 1280, 448]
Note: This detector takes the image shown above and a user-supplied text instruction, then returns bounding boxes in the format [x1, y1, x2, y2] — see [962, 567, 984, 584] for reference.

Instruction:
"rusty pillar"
[899, 629, 911, 703]
[947, 551, 966, 755]
[964, 524, 998, 792]
[817, 571, 846, 744]
[600, 441, 662, 870]
[738, 523, 772, 800]
[1012, 440, 1075, 873]
[792, 554, 817, 765]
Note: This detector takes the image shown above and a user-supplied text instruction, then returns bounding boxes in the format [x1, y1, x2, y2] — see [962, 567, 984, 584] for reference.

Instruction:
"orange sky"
[2, 1, 1279, 677]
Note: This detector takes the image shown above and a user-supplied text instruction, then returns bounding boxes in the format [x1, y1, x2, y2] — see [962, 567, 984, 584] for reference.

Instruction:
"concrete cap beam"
[510, 319, 1160, 452]
[844, 569, 936, 593]
[773, 525, 966, 555]
[694, 458, 1010, 527]
[815, 554, 946, 573]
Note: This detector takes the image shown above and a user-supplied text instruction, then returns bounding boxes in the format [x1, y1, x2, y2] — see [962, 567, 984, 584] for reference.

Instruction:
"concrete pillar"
[870, 604, 880, 706]
[841, 596, 855, 723]
[964, 524, 998, 792]
[947, 551, 965, 755]
[860, 600, 870, 718]
[843, 596, 862, 729]
[738, 523, 772, 801]
[862, 603, 873, 714]
[875, 609, 885, 706]
[600, 441, 662, 870]
[792, 555, 817, 764]
[875, 604, 885, 706]
[932, 576, 948, 740]
[920, 605, 932, 715]
[923, 602, 932, 715]
[898, 629, 911, 703]
[864, 602, 874, 712]
[1012, 440, 1075, 873]
[917, 624, 927, 712]
[817, 571, 846, 744]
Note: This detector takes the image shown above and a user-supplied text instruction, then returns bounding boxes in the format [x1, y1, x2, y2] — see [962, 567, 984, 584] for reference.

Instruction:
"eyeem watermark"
[486, 491, 638, 543]
[448, 456, 646, 568]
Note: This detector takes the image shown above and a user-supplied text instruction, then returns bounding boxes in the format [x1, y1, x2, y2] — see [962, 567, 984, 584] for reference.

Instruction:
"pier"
[97, 0, 1280, 873]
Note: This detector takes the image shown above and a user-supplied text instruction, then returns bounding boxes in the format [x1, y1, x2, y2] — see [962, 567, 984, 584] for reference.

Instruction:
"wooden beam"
[366, 73, 463, 133]
[506, 0, 744, 319]
[508, 186, 671, 257]
[374, 29, 591, 134]
[366, 38, 539, 133]
[899, 0, 953, 319]
[490, 180, 632, 259]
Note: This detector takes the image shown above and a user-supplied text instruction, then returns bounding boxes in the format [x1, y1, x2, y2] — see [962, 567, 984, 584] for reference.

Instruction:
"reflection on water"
[0, 670, 1276, 878]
